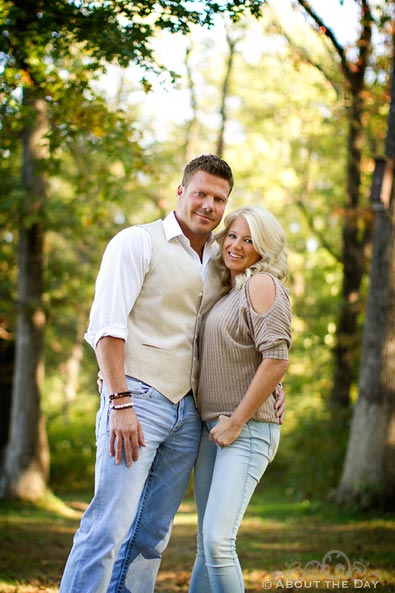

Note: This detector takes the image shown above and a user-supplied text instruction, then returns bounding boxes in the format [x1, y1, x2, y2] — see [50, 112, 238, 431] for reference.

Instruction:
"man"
[59, 154, 284, 593]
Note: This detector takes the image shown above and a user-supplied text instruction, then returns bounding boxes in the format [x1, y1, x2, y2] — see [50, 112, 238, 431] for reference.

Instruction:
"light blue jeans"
[59, 377, 202, 593]
[189, 420, 280, 593]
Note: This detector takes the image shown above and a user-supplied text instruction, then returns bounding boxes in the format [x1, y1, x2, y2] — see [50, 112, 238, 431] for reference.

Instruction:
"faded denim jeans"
[59, 377, 202, 593]
[189, 420, 280, 593]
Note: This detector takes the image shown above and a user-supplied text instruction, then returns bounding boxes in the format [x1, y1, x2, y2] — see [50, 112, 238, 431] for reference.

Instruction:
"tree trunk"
[0, 90, 49, 500]
[294, 0, 373, 409]
[336, 55, 395, 508]
[0, 336, 14, 461]
[184, 42, 200, 163]
[336, 193, 395, 508]
[216, 28, 237, 158]
[331, 91, 367, 407]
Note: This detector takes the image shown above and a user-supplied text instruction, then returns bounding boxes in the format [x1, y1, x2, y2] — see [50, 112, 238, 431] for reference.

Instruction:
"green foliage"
[0, 0, 392, 503]
[272, 393, 351, 501]
[44, 378, 98, 493]
[0, 0, 265, 82]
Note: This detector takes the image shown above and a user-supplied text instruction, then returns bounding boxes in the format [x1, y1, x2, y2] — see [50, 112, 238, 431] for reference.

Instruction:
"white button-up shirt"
[85, 212, 217, 350]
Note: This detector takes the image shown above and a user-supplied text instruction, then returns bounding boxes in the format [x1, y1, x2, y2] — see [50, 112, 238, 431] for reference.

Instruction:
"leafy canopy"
[0, 0, 264, 81]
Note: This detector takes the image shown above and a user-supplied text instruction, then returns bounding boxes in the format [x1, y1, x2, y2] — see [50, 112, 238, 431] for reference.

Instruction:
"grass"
[3, 391, 394, 591]
[1, 482, 394, 593]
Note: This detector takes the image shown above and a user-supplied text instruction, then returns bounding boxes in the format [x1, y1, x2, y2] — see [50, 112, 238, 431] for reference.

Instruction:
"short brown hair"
[181, 154, 234, 192]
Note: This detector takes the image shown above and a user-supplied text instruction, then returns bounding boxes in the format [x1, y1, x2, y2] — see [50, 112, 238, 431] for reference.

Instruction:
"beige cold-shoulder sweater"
[197, 273, 292, 423]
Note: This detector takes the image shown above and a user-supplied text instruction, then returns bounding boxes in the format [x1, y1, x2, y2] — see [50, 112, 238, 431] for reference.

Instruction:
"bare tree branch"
[295, 0, 373, 90]
[295, 0, 349, 74]
[268, 14, 342, 98]
[294, 194, 342, 262]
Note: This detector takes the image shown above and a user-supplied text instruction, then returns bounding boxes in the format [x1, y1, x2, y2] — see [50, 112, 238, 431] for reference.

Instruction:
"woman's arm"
[209, 357, 288, 447]
[210, 273, 289, 447]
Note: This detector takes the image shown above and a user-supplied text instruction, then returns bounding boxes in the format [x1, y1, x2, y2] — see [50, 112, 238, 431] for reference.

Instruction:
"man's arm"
[96, 336, 145, 467]
[274, 383, 285, 424]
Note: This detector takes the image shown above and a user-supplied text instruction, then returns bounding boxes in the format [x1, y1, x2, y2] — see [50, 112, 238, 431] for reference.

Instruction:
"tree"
[215, 23, 243, 157]
[336, 47, 395, 509]
[0, 0, 266, 500]
[3, 90, 50, 499]
[183, 19, 243, 159]
[292, 0, 375, 408]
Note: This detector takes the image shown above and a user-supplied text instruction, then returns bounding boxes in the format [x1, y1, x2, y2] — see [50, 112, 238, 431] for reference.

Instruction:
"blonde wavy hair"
[215, 206, 288, 289]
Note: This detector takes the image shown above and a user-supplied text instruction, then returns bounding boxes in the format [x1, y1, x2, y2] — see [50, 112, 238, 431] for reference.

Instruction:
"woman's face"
[222, 216, 261, 283]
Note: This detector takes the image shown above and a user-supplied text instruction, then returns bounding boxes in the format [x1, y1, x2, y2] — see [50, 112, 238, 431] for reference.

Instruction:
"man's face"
[175, 170, 231, 244]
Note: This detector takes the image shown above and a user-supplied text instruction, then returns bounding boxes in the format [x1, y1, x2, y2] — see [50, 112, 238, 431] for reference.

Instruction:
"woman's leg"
[202, 422, 280, 593]
[189, 423, 218, 593]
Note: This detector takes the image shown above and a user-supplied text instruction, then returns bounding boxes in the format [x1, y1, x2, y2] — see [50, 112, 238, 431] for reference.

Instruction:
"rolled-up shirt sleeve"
[84, 226, 152, 350]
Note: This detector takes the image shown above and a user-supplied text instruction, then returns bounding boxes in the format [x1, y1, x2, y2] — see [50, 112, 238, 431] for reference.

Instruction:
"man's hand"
[109, 408, 145, 466]
[274, 384, 285, 424]
[95, 337, 145, 466]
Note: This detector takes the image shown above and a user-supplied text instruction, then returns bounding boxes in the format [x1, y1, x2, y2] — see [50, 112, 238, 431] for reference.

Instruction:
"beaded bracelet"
[111, 402, 135, 410]
[109, 390, 132, 401]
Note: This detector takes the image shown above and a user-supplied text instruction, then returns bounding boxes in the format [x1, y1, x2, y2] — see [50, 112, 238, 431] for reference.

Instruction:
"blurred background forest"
[0, 0, 394, 515]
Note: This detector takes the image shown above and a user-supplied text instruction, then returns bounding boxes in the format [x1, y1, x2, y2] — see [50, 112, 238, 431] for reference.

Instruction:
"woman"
[189, 206, 292, 593]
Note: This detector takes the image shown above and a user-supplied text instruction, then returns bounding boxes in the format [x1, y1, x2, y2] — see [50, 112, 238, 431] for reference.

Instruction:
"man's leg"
[109, 392, 202, 593]
[58, 379, 166, 593]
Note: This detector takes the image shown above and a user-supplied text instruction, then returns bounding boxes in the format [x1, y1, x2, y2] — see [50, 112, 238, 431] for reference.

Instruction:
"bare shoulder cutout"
[248, 273, 276, 315]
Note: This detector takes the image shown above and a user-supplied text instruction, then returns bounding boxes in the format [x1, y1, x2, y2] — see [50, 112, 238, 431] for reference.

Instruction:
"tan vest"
[124, 220, 225, 403]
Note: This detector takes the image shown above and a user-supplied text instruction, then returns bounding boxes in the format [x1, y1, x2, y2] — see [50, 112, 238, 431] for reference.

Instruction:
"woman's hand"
[209, 414, 243, 447]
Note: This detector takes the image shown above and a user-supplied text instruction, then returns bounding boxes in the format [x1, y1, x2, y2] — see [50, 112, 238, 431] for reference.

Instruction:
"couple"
[59, 154, 292, 593]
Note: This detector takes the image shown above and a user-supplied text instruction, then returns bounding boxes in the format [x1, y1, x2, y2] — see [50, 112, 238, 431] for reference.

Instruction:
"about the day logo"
[261, 549, 381, 589]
